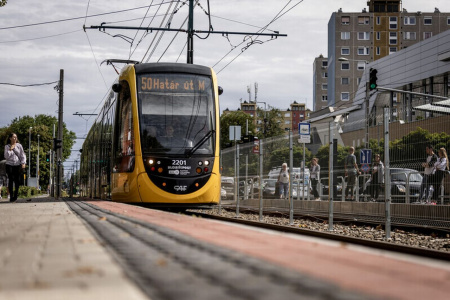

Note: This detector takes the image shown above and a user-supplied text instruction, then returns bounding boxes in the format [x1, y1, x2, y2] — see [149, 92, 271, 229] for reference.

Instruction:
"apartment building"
[313, 0, 450, 111]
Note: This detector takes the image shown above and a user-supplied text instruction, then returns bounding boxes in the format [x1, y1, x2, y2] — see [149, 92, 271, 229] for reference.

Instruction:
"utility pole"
[187, 0, 194, 64]
[56, 69, 64, 199]
[85, 0, 287, 64]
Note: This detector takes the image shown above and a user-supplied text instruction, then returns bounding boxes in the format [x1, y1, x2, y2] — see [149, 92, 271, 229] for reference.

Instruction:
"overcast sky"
[1, 0, 448, 173]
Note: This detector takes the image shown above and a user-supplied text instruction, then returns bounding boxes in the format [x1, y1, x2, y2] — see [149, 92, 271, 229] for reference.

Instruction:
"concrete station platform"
[1, 196, 449, 300]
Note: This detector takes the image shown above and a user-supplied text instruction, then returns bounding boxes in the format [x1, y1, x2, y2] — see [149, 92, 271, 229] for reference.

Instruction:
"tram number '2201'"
[172, 160, 187, 166]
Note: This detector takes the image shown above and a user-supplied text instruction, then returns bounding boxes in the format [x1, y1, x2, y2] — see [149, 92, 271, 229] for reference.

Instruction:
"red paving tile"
[89, 201, 450, 300]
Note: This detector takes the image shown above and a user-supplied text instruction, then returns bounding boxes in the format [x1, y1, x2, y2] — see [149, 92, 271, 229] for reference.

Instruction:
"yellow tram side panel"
[111, 64, 142, 203]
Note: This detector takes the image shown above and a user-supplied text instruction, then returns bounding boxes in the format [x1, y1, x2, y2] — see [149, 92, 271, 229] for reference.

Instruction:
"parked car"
[263, 179, 308, 199]
[221, 187, 227, 199]
[221, 176, 234, 199]
[362, 168, 423, 202]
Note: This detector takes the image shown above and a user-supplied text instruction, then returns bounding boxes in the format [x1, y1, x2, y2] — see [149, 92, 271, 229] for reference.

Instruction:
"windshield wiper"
[185, 130, 214, 157]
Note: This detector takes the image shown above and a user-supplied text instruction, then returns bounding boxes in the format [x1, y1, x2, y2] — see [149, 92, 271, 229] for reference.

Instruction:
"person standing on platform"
[369, 154, 384, 202]
[419, 145, 437, 203]
[344, 147, 360, 201]
[4, 133, 26, 202]
[432, 147, 448, 203]
[277, 163, 290, 199]
[310, 158, 320, 200]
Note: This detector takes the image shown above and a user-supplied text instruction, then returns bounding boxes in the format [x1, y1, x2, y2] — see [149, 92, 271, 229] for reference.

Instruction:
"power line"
[0, 2, 175, 30]
[0, 80, 59, 87]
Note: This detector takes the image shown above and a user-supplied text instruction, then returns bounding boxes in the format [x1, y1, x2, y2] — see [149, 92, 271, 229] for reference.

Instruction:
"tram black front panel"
[143, 157, 215, 194]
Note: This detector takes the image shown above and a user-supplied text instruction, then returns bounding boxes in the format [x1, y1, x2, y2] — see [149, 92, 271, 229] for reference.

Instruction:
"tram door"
[111, 81, 136, 201]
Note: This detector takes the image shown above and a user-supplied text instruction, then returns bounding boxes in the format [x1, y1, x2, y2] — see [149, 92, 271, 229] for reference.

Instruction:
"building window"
[376, 47, 380, 55]
[341, 92, 350, 101]
[424, 17, 432, 25]
[341, 48, 350, 55]
[342, 78, 349, 85]
[358, 16, 370, 25]
[322, 72, 327, 78]
[404, 16, 416, 25]
[357, 32, 370, 40]
[389, 16, 397, 29]
[322, 84, 327, 90]
[299, 114, 304, 118]
[322, 95, 327, 102]
[424, 32, 433, 39]
[447, 17, 450, 25]
[341, 32, 350, 40]
[357, 62, 366, 70]
[403, 32, 416, 40]
[376, 16, 381, 25]
[341, 62, 350, 70]
[389, 47, 397, 54]
[322, 60, 328, 67]
[357, 47, 370, 55]
[341, 16, 350, 25]
[358, 78, 362, 84]
[389, 32, 397, 45]
[376, 32, 380, 40]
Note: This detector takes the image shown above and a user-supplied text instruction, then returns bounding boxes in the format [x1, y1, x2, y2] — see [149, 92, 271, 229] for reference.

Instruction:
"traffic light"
[53, 138, 62, 151]
[369, 68, 378, 90]
[46, 153, 50, 162]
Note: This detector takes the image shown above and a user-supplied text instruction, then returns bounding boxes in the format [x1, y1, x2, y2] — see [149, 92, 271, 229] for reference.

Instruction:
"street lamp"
[28, 127, 32, 186]
[338, 57, 370, 148]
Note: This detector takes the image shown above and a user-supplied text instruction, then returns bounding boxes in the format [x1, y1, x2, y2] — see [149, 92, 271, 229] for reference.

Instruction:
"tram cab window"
[113, 80, 135, 172]
[138, 73, 215, 156]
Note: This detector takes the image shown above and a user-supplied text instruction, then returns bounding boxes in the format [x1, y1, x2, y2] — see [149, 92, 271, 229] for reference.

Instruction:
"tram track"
[66, 200, 373, 300]
[185, 208, 450, 262]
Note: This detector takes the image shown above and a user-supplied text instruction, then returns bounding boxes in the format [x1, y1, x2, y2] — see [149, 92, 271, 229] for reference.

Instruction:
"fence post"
[289, 130, 294, 225]
[259, 139, 264, 221]
[384, 107, 391, 239]
[235, 143, 240, 218]
[328, 121, 334, 231]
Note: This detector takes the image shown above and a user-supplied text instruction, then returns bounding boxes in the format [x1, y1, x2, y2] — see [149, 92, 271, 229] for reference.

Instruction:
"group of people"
[276, 144, 448, 203]
[418, 145, 449, 203]
[344, 145, 448, 203]
[1, 133, 27, 202]
[276, 158, 321, 200]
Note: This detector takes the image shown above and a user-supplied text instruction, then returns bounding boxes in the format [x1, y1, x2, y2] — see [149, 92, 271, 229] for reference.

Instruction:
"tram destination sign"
[139, 74, 209, 93]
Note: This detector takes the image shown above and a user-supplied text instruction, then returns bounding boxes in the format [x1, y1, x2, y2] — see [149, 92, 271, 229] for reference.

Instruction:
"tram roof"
[135, 63, 212, 76]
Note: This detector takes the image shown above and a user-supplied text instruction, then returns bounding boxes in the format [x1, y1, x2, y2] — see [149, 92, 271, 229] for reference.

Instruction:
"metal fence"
[220, 107, 450, 236]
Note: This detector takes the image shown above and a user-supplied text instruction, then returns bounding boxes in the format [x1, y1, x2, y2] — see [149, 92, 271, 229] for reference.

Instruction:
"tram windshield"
[137, 73, 215, 156]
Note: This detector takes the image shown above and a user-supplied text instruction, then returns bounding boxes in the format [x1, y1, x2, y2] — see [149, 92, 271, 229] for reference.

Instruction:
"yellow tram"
[80, 62, 221, 207]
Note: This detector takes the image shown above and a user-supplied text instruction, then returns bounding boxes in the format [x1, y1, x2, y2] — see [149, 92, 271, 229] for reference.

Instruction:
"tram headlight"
[198, 161, 203, 166]
[148, 159, 154, 165]
[204, 160, 210, 166]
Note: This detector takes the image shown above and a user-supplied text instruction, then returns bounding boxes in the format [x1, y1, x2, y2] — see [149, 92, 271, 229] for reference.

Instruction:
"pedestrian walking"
[344, 147, 360, 201]
[432, 147, 448, 202]
[418, 144, 438, 203]
[277, 163, 290, 199]
[4, 133, 27, 202]
[310, 158, 320, 200]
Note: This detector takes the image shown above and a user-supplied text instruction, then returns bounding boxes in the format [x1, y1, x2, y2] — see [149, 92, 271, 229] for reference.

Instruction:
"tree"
[255, 107, 285, 139]
[220, 111, 256, 148]
[0, 114, 76, 189]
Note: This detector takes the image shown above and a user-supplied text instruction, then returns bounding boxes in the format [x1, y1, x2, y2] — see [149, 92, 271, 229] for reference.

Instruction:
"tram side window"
[113, 81, 135, 173]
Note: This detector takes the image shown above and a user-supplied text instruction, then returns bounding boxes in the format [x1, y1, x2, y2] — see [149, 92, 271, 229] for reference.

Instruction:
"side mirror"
[218, 86, 223, 95]
[112, 83, 122, 93]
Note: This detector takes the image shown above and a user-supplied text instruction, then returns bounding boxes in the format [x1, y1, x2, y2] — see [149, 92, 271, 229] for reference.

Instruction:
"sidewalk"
[0, 196, 148, 300]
